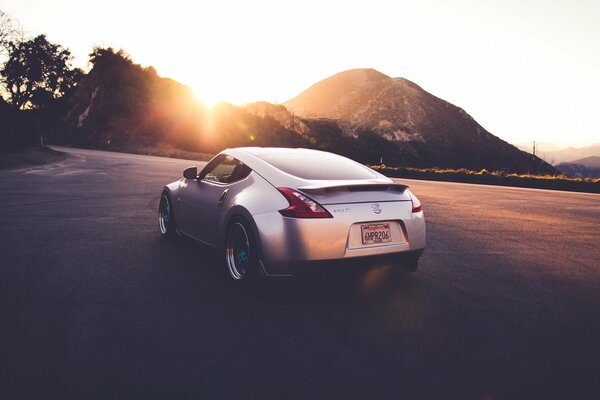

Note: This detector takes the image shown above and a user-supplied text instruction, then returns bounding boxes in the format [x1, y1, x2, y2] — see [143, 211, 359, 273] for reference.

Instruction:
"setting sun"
[191, 84, 224, 108]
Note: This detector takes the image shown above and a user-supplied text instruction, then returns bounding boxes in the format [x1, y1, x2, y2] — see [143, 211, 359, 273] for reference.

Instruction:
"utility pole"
[533, 140, 536, 157]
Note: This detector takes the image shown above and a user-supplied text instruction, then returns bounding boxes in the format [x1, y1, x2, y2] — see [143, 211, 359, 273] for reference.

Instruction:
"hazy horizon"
[2, 0, 599, 148]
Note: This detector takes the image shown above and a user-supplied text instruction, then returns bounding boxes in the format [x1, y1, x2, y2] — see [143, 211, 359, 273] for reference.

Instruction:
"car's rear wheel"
[400, 254, 420, 272]
[225, 218, 259, 282]
[158, 192, 176, 237]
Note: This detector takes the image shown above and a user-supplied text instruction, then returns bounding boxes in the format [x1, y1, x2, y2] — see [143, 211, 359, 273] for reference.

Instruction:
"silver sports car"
[159, 147, 426, 281]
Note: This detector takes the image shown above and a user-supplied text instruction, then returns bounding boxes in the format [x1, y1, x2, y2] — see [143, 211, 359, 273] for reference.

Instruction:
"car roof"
[222, 147, 392, 188]
[232, 147, 332, 156]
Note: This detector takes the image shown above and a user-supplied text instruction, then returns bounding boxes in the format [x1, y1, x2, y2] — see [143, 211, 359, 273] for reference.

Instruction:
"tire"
[400, 254, 420, 272]
[158, 192, 177, 238]
[224, 217, 259, 282]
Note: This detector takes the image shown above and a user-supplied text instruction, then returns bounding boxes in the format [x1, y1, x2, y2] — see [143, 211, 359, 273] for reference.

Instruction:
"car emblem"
[371, 203, 382, 214]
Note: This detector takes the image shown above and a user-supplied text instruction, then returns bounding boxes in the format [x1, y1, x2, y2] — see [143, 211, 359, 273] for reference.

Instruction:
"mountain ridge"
[516, 142, 600, 165]
[284, 68, 555, 173]
[556, 156, 600, 178]
[51, 55, 556, 174]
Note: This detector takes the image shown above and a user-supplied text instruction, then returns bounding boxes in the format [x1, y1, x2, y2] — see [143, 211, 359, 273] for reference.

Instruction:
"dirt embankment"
[0, 147, 67, 170]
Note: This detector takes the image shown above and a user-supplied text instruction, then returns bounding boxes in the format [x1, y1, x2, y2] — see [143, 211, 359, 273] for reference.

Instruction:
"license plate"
[361, 223, 391, 245]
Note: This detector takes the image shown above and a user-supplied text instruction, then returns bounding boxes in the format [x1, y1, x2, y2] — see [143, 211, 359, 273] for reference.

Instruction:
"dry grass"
[371, 165, 600, 193]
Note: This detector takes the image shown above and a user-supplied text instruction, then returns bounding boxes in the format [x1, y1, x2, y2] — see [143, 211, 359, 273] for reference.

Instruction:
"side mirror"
[183, 166, 198, 180]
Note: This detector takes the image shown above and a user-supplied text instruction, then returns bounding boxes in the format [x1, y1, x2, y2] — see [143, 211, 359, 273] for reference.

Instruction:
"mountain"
[54, 56, 555, 174]
[242, 101, 426, 166]
[556, 156, 600, 178]
[54, 50, 313, 153]
[285, 68, 556, 173]
[56, 50, 206, 150]
[516, 143, 600, 165]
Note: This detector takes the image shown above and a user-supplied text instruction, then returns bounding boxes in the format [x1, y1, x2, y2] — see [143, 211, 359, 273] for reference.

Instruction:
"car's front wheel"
[224, 218, 259, 282]
[158, 192, 177, 237]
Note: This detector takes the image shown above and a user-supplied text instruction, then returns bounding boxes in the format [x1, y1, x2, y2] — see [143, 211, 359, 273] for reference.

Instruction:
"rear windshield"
[256, 152, 377, 180]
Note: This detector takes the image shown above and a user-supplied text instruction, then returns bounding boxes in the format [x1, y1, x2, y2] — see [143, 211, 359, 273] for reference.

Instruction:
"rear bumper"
[253, 206, 426, 276]
[260, 249, 425, 276]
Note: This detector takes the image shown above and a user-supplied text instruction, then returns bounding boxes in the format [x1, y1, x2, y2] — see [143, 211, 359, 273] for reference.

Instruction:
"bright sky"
[3, 0, 599, 147]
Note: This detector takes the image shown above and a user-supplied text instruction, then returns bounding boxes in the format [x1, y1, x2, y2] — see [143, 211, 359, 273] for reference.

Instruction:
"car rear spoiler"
[299, 182, 408, 196]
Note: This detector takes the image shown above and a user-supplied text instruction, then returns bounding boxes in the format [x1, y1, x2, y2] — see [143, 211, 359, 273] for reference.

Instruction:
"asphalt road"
[1, 146, 599, 399]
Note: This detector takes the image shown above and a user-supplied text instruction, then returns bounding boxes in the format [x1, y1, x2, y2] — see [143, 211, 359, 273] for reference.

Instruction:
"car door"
[179, 155, 242, 245]
[175, 156, 221, 238]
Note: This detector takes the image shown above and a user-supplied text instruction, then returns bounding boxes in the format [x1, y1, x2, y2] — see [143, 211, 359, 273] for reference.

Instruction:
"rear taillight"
[408, 191, 423, 213]
[277, 188, 333, 218]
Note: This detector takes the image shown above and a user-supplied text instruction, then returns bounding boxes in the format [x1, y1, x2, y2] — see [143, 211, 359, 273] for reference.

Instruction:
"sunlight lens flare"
[192, 84, 224, 108]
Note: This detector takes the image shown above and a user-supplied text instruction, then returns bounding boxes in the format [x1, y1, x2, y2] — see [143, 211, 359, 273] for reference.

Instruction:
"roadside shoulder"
[0, 147, 67, 170]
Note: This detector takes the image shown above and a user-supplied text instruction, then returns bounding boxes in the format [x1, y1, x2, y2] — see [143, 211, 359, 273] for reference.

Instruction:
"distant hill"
[285, 69, 555, 173]
[55, 53, 393, 163]
[53, 57, 556, 173]
[516, 142, 600, 165]
[56, 50, 207, 150]
[54, 50, 313, 153]
[556, 156, 600, 178]
[242, 101, 429, 167]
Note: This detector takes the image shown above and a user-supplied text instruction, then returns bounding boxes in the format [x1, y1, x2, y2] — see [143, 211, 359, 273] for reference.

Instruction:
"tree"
[1, 9, 22, 100]
[0, 9, 22, 58]
[0, 10, 23, 52]
[89, 46, 130, 65]
[1, 34, 82, 109]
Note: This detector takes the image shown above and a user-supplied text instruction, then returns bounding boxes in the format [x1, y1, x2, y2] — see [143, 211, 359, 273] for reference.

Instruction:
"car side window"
[202, 155, 252, 184]
[232, 163, 252, 181]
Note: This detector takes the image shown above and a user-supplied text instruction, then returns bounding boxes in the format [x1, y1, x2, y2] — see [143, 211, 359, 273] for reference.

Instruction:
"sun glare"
[191, 84, 225, 108]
